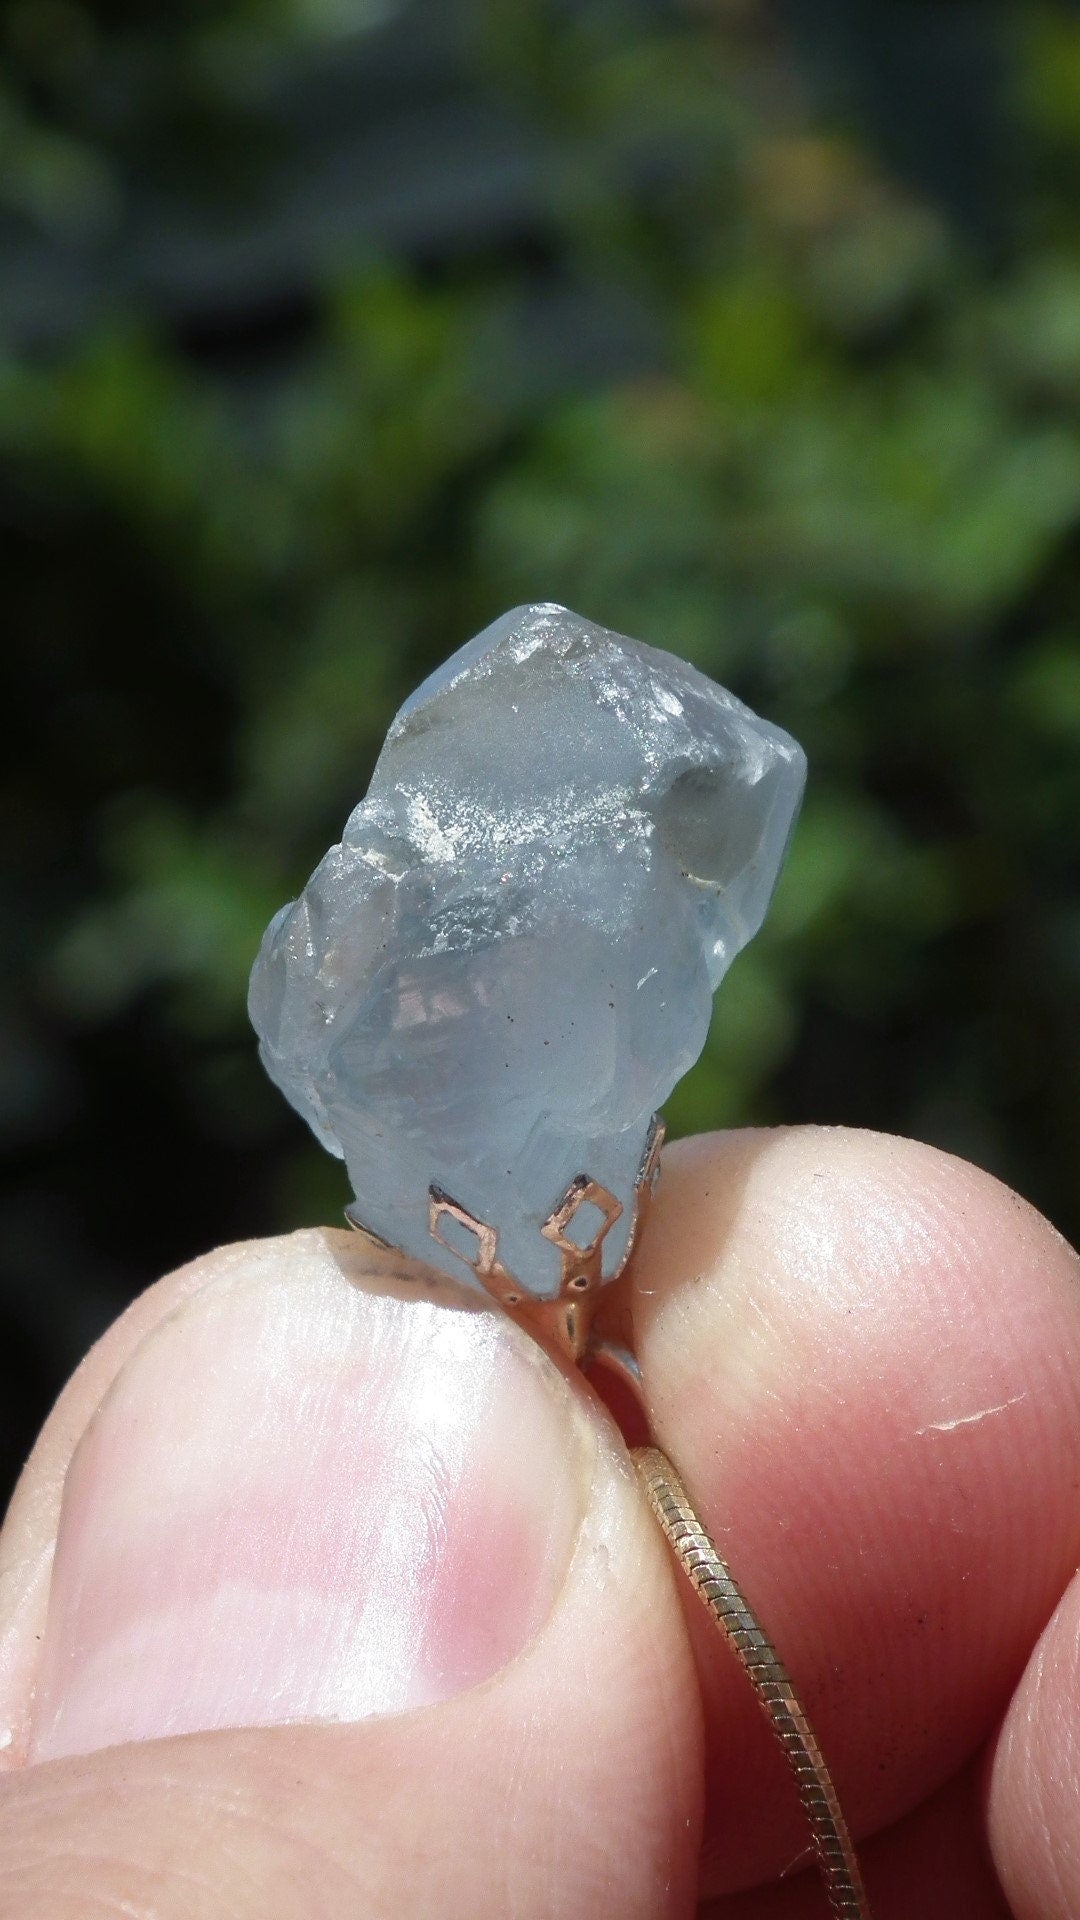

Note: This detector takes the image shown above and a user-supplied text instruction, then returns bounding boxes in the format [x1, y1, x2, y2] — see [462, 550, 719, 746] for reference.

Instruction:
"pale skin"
[0, 1127, 1078, 1917]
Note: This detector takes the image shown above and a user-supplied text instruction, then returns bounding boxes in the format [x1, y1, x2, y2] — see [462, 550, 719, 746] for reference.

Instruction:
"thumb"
[0, 1231, 701, 1918]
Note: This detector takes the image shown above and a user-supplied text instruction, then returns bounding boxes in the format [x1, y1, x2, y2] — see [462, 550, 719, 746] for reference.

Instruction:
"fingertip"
[988, 1570, 1080, 1920]
[625, 1126, 1080, 1892]
[0, 1228, 705, 1917]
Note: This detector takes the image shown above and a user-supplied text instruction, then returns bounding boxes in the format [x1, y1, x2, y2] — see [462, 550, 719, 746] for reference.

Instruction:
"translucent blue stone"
[249, 604, 805, 1298]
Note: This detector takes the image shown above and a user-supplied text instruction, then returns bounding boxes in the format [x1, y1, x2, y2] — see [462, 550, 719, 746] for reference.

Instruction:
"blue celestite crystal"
[249, 604, 806, 1299]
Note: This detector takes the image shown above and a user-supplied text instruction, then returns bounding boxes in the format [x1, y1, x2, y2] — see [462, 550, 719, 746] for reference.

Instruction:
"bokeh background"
[3, 0, 1080, 1502]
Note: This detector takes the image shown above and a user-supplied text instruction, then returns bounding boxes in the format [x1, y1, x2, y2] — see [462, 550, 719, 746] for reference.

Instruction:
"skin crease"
[0, 1126, 1076, 1917]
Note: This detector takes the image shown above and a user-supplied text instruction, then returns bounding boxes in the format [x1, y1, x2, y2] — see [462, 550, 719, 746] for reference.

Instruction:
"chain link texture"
[632, 1445, 871, 1920]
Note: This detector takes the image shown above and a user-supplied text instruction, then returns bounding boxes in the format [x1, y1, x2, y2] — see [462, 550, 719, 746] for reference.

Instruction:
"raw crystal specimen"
[249, 604, 805, 1298]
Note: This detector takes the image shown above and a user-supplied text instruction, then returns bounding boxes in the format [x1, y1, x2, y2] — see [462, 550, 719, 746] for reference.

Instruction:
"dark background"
[3, 0, 1080, 1505]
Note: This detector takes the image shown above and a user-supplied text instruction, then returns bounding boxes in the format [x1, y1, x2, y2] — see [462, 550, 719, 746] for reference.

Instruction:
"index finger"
[618, 1126, 1080, 1900]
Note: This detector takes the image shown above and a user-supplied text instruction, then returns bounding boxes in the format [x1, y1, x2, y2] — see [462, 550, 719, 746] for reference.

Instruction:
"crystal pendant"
[249, 603, 805, 1302]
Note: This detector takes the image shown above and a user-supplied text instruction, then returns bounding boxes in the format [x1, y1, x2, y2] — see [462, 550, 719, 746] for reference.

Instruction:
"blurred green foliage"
[2, 0, 1080, 1432]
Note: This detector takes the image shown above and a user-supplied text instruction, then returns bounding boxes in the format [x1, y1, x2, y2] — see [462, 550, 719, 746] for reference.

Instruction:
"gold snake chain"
[632, 1446, 871, 1920]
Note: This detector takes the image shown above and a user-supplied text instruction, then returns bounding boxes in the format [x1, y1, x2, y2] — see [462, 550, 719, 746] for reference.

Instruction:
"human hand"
[0, 1128, 1076, 1918]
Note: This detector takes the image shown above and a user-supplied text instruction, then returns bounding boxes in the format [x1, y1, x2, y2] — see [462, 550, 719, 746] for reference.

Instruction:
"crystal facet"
[249, 603, 806, 1298]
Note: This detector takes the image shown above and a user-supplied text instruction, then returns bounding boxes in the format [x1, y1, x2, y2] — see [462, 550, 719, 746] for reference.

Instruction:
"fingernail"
[30, 1231, 592, 1761]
